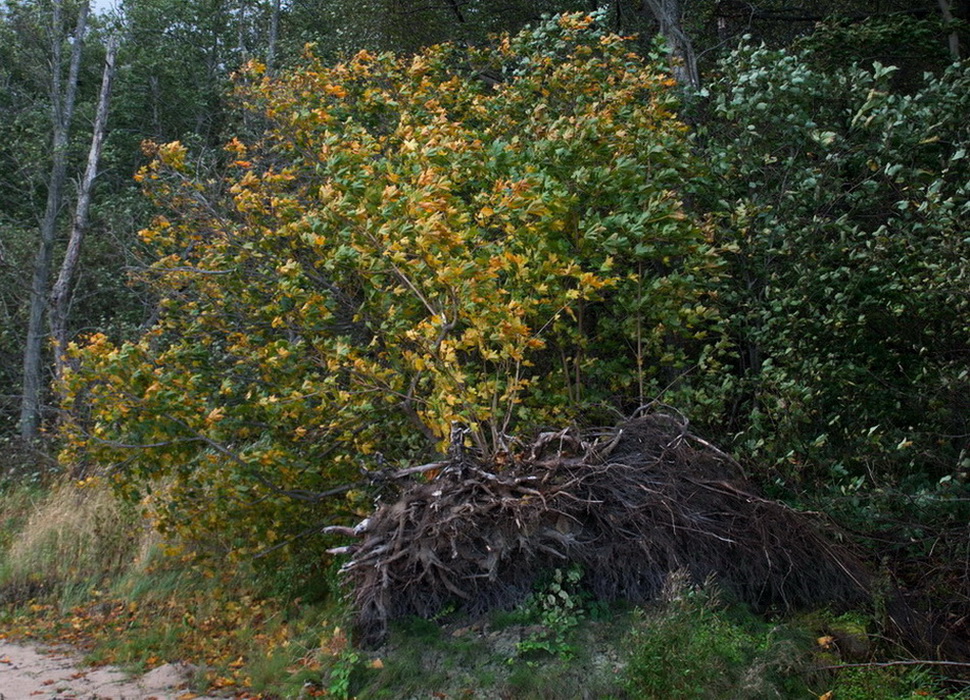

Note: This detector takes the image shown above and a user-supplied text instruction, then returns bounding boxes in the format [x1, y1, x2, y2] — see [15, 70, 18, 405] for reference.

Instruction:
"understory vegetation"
[2, 6, 968, 699]
[1, 478, 967, 699]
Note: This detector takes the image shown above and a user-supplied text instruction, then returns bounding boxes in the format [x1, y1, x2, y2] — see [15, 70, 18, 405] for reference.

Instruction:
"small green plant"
[327, 647, 361, 700]
[515, 565, 586, 660]
[828, 665, 964, 700]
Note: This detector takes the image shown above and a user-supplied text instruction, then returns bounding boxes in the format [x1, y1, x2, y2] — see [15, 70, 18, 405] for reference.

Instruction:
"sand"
[0, 641, 222, 699]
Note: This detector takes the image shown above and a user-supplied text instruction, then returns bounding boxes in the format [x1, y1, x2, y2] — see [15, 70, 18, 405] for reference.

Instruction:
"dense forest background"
[1, 0, 969, 694]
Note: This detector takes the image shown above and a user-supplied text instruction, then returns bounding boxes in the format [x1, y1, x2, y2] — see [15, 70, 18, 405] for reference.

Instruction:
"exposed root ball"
[342, 414, 871, 644]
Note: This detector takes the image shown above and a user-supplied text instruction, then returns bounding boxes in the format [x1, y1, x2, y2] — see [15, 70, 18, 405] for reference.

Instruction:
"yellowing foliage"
[61, 15, 727, 562]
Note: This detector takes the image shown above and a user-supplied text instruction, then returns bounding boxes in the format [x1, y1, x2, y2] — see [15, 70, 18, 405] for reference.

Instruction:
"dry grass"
[1, 478, 142, 596]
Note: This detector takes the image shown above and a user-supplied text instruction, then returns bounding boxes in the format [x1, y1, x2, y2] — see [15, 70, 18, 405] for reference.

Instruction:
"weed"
[327, 648, 361, 699]
[825, 665, 968, 700]
[514, 565, 587, 660]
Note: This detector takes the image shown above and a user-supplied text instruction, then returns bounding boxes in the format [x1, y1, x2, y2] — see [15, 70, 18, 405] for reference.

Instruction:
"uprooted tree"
[61, 14, 729, 561]
[332, 412, 965, 657]
[336, 413, 875, 645]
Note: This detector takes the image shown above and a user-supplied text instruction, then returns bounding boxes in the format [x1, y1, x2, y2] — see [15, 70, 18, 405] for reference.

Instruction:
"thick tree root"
[337, 413, 876, 645]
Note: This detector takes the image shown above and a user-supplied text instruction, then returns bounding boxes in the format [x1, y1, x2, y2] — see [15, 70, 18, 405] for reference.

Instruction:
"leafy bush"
[701, 45, 970, 489]
[61, 14, 727, 565]
[795, 15, 953, 78]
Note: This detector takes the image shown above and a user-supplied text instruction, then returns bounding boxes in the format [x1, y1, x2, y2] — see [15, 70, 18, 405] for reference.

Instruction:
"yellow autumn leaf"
[816, 635, 835, 649]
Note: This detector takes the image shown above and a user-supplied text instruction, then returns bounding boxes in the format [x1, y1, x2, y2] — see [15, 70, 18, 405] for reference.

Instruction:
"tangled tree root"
[334, 414, 873, 645]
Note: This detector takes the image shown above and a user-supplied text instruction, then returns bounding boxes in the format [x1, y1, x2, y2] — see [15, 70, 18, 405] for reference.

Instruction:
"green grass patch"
[827, 665, 970, 700]
[622, 575, 814, 699]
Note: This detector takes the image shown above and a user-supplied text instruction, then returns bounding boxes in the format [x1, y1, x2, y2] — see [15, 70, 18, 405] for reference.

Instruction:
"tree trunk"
[937, 0, 962, 60]
[19, 0, 89, 442]
[445, 0, 466, 25]
[642, 0, 700, 89]
[50, 36, 118, 398]
[266, 0, 280, 74]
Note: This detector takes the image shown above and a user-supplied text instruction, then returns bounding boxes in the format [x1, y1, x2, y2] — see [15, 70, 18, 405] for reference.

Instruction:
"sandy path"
[0, 641, 222, 699]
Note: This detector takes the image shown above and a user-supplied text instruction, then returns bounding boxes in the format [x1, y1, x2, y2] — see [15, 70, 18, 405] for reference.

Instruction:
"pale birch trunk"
[642, 0, 700, 89]
[50, 36, 118, 397]
[266, 0, 280, 74]
[19, 0, 89, 441]
[938, 0, 962, 60]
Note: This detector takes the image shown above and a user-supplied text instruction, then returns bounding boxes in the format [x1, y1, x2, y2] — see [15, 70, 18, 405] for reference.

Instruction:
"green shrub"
[702, 44, 970, 490]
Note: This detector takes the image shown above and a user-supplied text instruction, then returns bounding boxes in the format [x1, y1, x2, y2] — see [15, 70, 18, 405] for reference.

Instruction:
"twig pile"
[334, 414, 872, 644]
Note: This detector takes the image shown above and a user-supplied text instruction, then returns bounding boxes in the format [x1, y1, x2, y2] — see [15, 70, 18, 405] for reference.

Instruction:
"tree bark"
[938, 0, 962, 60]
[50, 36, 118, 397]
[20, 0, 89, 442]
[642, 0, 700, 89]
[266, 0, 280, 74]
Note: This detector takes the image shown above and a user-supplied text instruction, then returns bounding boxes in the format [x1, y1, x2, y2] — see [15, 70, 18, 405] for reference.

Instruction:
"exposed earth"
[0, 641, 220, 700]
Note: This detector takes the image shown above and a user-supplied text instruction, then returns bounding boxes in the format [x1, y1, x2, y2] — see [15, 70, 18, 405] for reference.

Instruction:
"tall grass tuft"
[0, 478, 141, 601]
